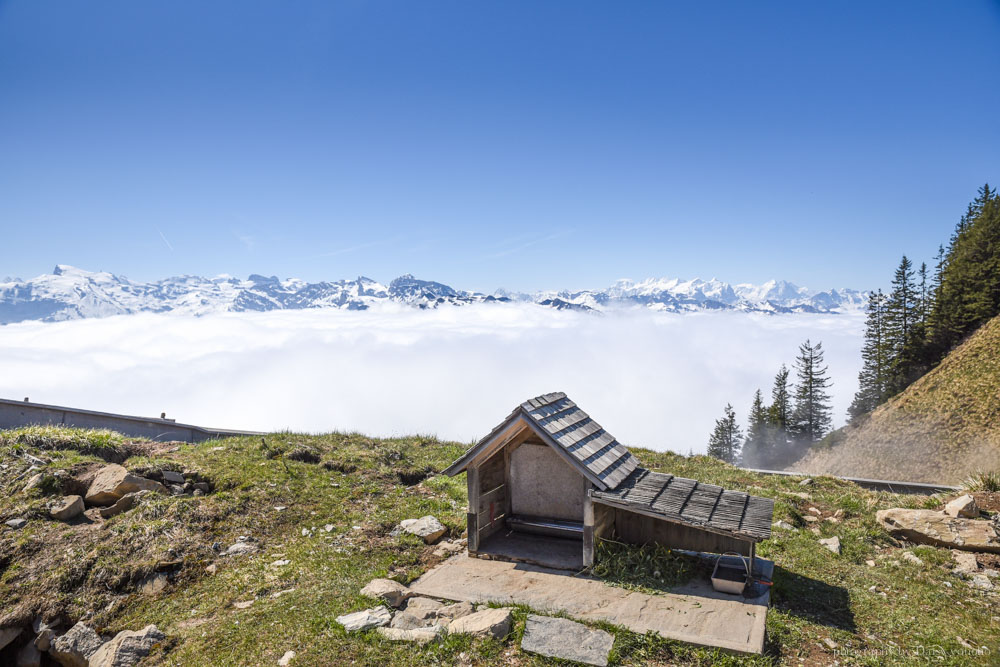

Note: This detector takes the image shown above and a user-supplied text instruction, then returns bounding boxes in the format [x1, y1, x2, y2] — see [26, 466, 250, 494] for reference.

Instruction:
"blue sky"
[1, 1, 998, 292]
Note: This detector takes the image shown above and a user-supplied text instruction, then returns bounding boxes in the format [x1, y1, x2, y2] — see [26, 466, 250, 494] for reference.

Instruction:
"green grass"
[1, 429, 998, 665]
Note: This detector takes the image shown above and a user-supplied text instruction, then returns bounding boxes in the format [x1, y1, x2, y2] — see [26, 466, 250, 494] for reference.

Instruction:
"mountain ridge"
[0, 265, 867, 324]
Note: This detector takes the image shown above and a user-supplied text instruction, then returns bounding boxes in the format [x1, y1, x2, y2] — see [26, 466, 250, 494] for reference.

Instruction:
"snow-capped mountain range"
[0, 265, 866, 324]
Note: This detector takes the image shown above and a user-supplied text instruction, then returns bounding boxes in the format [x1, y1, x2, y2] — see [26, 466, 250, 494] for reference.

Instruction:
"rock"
[447, 607, 513, 639]
[278, 650, 296, 666]
[785, 491, 812, 500]
[49, 622, 104, 667]
[139, 572, 169, 596]
[376, 625, 445, 644]
[271, 559, 290, 567]
[233, 600, 255, 609]
[432, 540, 465, 557]
[825, 516, 841, 524]
[902, 551, 924, 566]
[160, 470, 185, 484]
[85, 465, 166, 506]
[0, 626, 22, 652]
[944, 494, 979, 519]
[222, 541, 258, 556]
[169, 485, 185, 496]
[819, 536, 841, 554]
[389, 612, 433, 631]
[865, 560, 876, 568]
[193, 482, 210, 493]
[823, 637, 838, 650]
[436, 601, 475, 621]
[520, 615, 614, 667]
[335, 606, 392, 632]
[16, 641, 41, 667]
[807, 507, 822, 515]
[876, 509, 1000, 553]
[772, 520, 796, 531]
[98, 491, 147, 519]
[205, 563, 218, 575]
[403, 597, 443, 620]
[802, 515, 819, 523]
[5, 518, 27, 529]
[49, 495, 85, 521]
[87, 624, 165, 667]
[391, 516, 447, 544]
[799, 478, 813, 486]
[22, 473, 44, 493]
[969, 574, 994, 591]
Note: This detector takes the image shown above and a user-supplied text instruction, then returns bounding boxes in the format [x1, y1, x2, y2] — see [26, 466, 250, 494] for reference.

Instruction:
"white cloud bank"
[0, 304, 864, 453]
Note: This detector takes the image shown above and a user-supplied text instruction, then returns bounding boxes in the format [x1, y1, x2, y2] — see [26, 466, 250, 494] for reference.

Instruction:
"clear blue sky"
[1, 1, 998, 292]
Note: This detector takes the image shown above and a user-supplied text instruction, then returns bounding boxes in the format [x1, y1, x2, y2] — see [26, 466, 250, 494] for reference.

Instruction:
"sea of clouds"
[0, 303, 865, 453]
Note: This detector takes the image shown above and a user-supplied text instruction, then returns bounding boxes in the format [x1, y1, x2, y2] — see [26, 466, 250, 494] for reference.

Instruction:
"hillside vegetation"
[795, 314, 1000, 484]
[1, 425, 998, 665]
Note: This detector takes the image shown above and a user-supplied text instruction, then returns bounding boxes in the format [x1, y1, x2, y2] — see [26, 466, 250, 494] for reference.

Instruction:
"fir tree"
[767, 364, 791, 429]
[790, 339, 833, 443]
[707, 403, 742, 464]
[741, 389, 769, 467]
[885, 255, 919, 392]
[849, 290, 887, 419]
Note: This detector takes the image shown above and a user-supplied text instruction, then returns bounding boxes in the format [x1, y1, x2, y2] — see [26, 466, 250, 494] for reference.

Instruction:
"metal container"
[711, 552, 750, 595]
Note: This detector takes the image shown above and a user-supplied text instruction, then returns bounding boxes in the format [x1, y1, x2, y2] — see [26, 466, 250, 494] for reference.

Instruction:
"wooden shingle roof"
[591, 468, 774, 541]
[443, 392, 640, 491]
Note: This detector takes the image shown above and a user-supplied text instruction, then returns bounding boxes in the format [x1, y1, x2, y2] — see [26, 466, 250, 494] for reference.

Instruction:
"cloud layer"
[0, 304, 864, 453]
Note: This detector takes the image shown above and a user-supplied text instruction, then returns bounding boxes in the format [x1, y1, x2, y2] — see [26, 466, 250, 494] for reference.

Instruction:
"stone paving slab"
[410, 552, 772, 655]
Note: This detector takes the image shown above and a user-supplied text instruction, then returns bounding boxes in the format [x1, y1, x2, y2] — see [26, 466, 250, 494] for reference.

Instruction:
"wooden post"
[467, 465, 480, 553]
[582, 486, 595, 567]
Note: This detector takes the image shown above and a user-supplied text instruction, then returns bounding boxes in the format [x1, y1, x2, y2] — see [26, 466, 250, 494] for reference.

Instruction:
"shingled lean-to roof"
[443, 392, 640, 490]
[443, 392, 773, 541]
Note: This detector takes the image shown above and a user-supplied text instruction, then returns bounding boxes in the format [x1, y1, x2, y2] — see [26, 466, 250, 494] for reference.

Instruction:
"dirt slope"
[794, 315, 1000, 484]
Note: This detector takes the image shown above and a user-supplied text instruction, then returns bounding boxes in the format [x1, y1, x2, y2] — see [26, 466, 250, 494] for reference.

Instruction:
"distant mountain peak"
[0, 266, 866, 325]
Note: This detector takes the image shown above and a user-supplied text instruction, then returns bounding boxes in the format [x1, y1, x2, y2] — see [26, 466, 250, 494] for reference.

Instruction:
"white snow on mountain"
[0, 265, 867, 324]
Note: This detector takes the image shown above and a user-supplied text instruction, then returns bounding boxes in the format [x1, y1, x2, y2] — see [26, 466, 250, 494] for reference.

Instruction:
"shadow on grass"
[770, 564, 856, 632]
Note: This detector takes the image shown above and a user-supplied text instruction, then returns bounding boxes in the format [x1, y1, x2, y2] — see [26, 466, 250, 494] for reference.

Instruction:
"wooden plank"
[467, 465, 480, 552]
[583, 487, 595, 567]
[477, 484, 506, 514]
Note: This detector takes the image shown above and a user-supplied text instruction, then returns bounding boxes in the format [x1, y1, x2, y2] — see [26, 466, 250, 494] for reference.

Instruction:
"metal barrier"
[742, 467, 961, 495]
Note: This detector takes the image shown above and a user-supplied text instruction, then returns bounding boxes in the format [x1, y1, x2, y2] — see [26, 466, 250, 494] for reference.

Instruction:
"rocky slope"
[0, 265, 866, 324]
[793, 314, 1000, 484]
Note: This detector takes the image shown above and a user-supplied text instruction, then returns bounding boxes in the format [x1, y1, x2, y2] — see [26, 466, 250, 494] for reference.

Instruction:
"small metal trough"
[711, 551, 751, 595]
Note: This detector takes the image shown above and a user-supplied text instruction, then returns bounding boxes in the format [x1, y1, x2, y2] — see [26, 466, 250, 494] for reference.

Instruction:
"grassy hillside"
[1, 425, 998, 665]
[796, 314, 1000, 484]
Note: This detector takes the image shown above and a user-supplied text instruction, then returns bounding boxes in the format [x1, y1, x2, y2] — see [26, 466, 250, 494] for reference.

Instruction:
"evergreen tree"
[767, 365, 791, 429]
[885, 255, 919, 392]
[849, 290, 888, 419]
[741, 389, 769, 467]
[790, 339, 833, 443]
[707, 403, 742, 464]
[917, 262, 930, 326]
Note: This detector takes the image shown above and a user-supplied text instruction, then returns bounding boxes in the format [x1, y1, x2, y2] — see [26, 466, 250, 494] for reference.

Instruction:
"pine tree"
[707, 403, 742, 464]
[849, 290, 888, 419]
[790, 339, 833, 443]
[917, 262, 930, 326]
[767, 365, 790, 429]
[741, 389, 769, 467]
[885, 255, 919, 393]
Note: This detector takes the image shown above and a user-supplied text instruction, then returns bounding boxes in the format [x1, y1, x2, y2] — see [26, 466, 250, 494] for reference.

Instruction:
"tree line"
[707, 339, 833, 467]
[849, 184, 1000, 418]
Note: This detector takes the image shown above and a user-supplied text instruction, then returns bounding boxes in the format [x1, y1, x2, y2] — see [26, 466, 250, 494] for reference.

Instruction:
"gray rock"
[88, 624, 165, 667]
[799, 478, 813, 486]
[50, 622, 105, 667]
[85, 465, 166, 506]
[193, 482, 210, 493]
[520, 615, 614, 667]
[139, 572, 169, 596]
[335, 606, 392, 632]
[877, 508, 1000, 553]
[5, 518, 27, 529]
[819, 536, 841, 555]
[389, 612, 434, 630]
[944, 494, 979, 519]
[22, 473, 45, 493]
[222, 541, 258, 557]
[403, 597, 443, 620]
[49, 495, 85, 521]
[376, 625, 444, 644]
[969, 574, 994, 591]
[436, 601, 475, 621]
[161, 470, 186, 484]
[16, 641, 41, 667]
[278, 650, 296, 666]
[98, 491, 148, 519]
[391, 516, 447, 544]
[360, 579, 413, 608]
[772, 520, 796, 531]
[447, 607, 513, 639]
[902, 551, 924, 566]
[0, 626, 22, 652]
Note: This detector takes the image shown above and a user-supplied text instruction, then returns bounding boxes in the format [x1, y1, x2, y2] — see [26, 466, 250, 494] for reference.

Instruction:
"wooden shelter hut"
[443, 392, 774, 571]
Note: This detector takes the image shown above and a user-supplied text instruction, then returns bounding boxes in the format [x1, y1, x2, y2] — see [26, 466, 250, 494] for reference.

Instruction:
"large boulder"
[376, 625, 444, 644]
[391, 516, 447, 544]
[0, 626, 22, 651]
[359, 579, 414, 608]
[876, 509, 1000, 553]
[99, 491, 148, 519]
[944, 494, 979, 518]
[447, 607, 513, 639]
[49, 495, 85, 521]
[520, 615, 614, 667]
[16, 641, 41, 667]
[88, 624, 165, 667]
[85, 465, 166, 507]
[49, 622, 105, 667]
[335, 607, 392, 632]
